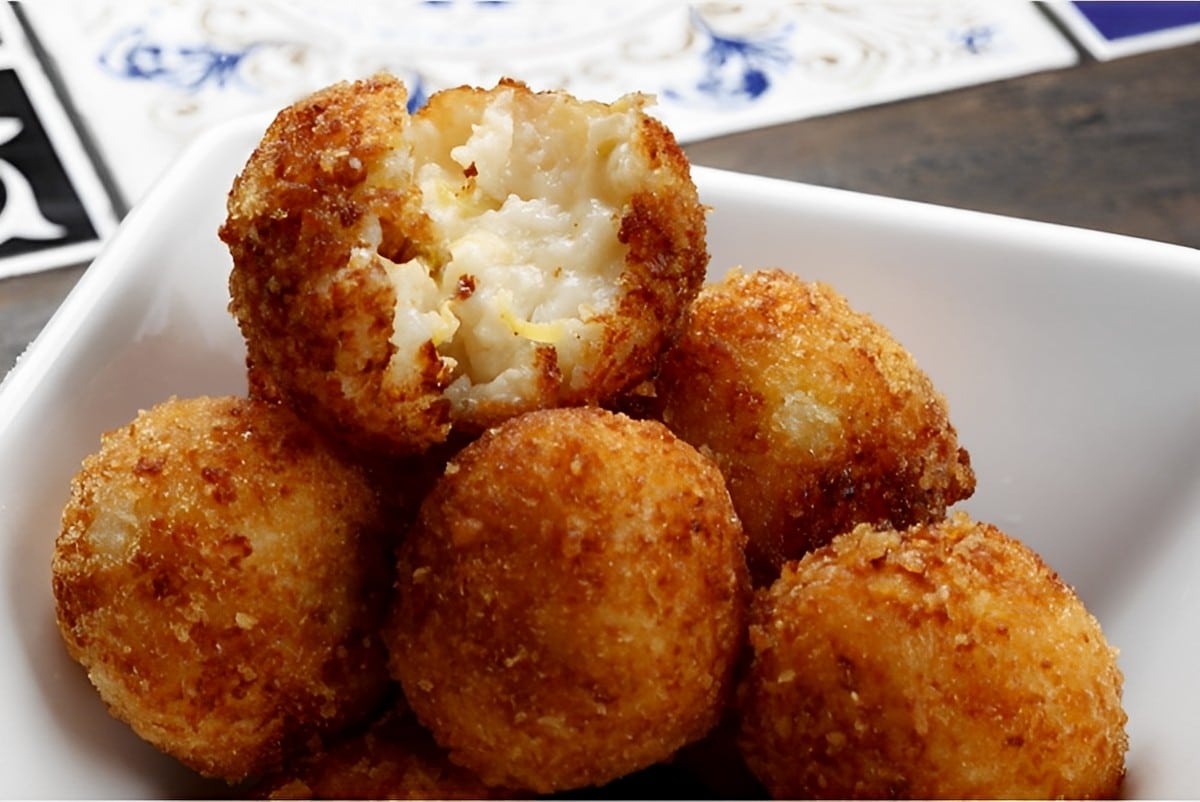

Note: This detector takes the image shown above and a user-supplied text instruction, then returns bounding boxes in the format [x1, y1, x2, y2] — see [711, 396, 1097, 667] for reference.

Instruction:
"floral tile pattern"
[21, 0, 1079, 214]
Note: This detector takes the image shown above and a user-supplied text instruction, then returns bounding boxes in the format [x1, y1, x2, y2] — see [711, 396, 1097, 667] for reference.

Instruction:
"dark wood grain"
[3, 43, 1199, 379]
[685, 43, 1200, 248]
[1, 264, 85, 378]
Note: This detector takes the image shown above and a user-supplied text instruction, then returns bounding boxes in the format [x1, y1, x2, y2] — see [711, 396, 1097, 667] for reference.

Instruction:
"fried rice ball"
[257, 703, 515, 800]
[737, 512, 1128, 799]
[656, 268, 975, 583]
[221, 73, 708, 455]
[52, 395, 393, 783]
[386, 406, 749, 794]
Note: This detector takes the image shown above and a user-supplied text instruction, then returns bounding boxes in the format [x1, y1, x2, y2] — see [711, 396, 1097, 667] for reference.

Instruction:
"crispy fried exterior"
[737, 513, 1128, 799]
[257, 703, 516, 800]
[224, 75, 437, 453]
[52, 396, 393, 783]
[386, 407, 749, 793]
[221, 73, 707, 455]
[656, 268, 975, 584]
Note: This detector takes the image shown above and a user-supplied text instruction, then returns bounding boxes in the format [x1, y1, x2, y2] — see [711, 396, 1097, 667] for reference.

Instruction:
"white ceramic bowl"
[2, 114, 1198, 798]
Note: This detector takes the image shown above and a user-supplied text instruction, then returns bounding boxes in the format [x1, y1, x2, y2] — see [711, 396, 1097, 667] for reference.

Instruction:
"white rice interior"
[369, 86, 648, 413]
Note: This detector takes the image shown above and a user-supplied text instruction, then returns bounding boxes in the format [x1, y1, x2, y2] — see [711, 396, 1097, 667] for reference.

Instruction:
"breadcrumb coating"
[386, 407, 749, 793]
[51, 396, 392, 782]
[51, 70, 1131, 798]
[222, 74, 707, 455]
[257, 704, 516, 800]
[656, 268, 975, 583]
[737, 512, 1128, 799]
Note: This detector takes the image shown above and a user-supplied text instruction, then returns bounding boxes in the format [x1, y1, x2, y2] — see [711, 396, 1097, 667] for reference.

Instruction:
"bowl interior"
[2, 118, 1198, 797]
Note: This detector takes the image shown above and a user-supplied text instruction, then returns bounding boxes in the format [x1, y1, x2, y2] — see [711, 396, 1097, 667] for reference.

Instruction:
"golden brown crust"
[386, 407, 749, 794]
[222, 74, 707, 455]
[256, 703, 517, 800]
[656, 268, 975, 583]
[600, 113, 709, 394]
[736, 512, 1128, 799]
[223, 74, 450, 454]
[52, 396, 393, 782]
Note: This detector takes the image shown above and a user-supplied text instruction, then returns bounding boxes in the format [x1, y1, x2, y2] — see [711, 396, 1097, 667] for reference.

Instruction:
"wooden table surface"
[2, 42, 1198, 380]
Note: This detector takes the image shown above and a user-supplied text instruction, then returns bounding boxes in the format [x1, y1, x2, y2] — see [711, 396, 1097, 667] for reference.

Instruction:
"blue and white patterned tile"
[22, 0, 1077, 209]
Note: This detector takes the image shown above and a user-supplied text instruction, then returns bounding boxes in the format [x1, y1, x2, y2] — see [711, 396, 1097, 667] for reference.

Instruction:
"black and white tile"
[0, 3, 116, 279]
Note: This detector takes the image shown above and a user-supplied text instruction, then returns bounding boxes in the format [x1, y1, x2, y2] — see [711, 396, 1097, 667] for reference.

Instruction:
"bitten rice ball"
[386, 406, 749, 793]
[737, 513, 1128, 799]
[52, 396, 393, 783]
[656, 268, 975, 583]
[221, 73, 708, 455]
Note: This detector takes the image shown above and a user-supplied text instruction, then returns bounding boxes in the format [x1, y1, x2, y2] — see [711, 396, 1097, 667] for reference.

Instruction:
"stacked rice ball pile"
[51, 74, 1127, 799]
